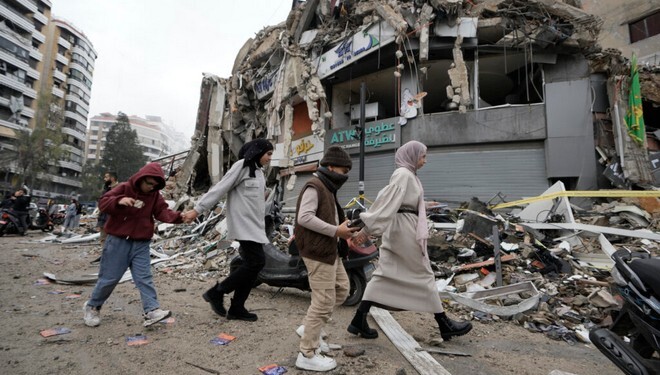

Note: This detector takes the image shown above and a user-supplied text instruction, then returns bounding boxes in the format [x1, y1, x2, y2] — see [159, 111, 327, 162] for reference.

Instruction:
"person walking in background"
[96, 171, 119, 247]
[61, 197, 78, 234]
[182, 139, 274, 322]
[72, 199, 83, 229]
[347, 141, 473, 341]
[293, 146, 359, 372]
[83, 162, 184, 328]
[9, 187, 31, 236]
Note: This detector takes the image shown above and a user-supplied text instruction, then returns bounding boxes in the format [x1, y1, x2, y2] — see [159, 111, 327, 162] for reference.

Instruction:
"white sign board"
[316, 21, 397, 79]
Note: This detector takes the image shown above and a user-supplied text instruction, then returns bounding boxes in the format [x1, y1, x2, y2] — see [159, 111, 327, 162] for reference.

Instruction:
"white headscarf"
[394, 141, 428, 254]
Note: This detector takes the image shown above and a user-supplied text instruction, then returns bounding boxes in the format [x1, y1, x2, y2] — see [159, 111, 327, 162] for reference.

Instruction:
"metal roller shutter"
[421, 143, 549, 206]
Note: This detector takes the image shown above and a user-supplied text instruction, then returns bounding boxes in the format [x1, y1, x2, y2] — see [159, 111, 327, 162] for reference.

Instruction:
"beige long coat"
[360, 168, 444, 313]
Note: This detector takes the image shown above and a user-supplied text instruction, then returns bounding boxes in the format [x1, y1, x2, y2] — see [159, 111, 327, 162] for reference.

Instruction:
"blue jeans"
[88, 235, 159, 313]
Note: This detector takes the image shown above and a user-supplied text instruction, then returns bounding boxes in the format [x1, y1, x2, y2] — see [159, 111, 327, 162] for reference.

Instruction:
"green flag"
[625, 54, 645, 145]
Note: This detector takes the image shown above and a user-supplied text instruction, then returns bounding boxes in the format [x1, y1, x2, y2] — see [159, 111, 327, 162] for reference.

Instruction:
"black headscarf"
[239, 138, 274, 177]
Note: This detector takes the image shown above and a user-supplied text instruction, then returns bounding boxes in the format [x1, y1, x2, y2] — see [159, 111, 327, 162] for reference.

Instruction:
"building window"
[629, 11, 660, 43]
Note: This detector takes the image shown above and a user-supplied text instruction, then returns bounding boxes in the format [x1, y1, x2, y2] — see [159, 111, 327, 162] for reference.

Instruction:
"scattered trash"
[126, 335, 149, 346]
[40, 327, 71, 337]
[209, 333, 236, 346]
[258, 364, 287, 375]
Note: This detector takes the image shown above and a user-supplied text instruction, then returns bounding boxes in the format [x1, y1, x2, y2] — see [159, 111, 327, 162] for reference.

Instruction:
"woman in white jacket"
[182, 139, 273, 321]
[347, 140, 472, 341]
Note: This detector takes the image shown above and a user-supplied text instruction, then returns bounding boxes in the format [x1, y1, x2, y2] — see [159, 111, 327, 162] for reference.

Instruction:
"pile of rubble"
[424, 187, 659, 345]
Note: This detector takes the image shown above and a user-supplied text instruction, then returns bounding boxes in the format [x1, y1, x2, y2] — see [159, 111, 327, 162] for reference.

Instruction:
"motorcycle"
[30, 208, 54, 232]
[0, 209, 22, 236]
[50, 211, 65, 226]
[230, 188, 379, 306]
[589, 249, 660, 375]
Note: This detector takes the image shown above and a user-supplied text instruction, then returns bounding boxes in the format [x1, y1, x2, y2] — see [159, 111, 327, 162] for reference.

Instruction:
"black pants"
[219, 240, 265, 308]
[14, 211, 29, 234]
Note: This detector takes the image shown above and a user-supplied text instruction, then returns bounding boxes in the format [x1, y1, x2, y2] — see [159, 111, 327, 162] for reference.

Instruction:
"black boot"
[347, 311, 378, 339]
[434, 312, 472, 340]
[226, 299, 257, 322]
[202, 283, 226, 317]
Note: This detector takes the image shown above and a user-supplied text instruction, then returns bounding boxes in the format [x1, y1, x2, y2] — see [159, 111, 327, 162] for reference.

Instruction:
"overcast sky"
[51, 0, 293, 138]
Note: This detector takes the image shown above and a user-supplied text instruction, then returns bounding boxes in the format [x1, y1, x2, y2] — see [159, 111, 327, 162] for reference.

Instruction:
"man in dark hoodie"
[83, 162, 183, 327]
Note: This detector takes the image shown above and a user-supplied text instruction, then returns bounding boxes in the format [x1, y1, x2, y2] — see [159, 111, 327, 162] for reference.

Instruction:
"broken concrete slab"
[443, 281, 541, 317]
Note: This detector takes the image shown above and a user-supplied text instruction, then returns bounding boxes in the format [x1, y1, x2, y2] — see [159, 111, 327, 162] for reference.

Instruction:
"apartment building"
[0, 0, 96, 197]
[0, 0, 51, 192]
[86, 113, 173, 164]
[37, 17, 97, 196]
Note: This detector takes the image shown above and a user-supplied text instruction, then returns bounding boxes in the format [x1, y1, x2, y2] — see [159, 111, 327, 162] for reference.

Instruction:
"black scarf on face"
[316, 166, 349, 194]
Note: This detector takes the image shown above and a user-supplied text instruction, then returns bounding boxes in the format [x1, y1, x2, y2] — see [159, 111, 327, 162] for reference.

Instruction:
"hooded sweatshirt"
[100, 162, 182, 240]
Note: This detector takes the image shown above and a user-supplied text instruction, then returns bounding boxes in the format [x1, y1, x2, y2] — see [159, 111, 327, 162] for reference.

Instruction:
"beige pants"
[300, 257, 349, 357]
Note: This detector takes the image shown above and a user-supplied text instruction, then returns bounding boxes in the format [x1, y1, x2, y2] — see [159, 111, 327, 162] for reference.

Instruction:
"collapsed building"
[171, 0, 658, 208]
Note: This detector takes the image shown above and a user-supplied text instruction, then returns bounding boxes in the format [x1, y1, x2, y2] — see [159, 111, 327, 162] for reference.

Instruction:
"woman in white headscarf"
[346, 141, 472, 340]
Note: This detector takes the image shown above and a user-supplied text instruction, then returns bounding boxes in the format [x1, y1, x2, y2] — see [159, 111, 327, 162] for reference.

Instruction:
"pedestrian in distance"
[83, 162, 184, 328]
[347, 140, 473, 341]
[9, 187, 31, 236]
[181, 138, 274, 322]
[61, 197, 78, 234]
[293, 146, 359, 372]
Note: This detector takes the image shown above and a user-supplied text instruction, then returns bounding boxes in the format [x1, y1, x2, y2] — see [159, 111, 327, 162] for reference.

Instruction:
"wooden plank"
[370, 307, 452, 375]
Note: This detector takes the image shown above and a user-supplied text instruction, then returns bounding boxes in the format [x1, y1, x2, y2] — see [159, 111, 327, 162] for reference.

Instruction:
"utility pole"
[359, 82, 366, 207]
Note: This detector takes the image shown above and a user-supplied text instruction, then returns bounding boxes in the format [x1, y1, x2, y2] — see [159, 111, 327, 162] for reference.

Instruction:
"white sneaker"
[296, 325, 330, 353]
[295, 352, 337, 372]
[143, 308, 171, 327]
[83, 302, 100, 327]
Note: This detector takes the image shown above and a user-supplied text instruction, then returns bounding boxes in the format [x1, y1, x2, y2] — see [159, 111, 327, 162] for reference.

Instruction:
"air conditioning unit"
[345, 102, 383, 121]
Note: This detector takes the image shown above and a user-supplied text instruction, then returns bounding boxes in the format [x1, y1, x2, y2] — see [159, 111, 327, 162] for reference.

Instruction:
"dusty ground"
[0, 232, 622, 375]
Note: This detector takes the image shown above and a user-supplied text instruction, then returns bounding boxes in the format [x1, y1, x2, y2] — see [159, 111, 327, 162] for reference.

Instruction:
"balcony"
[0, 4, 34, 33]
[0, 49, 31, 72]
[32, 12, 48, 26]
[15, 0, 38, 14]
[53, 69, 66, 82]
[52, 86, 64, 98]
[57, 36, 71, 49]
[70, 62, 93, 80]
[0, 74, 37, 98]
[43, 173, 83, 188]
[21, 106, 34, 118]
[31, 29, 45, 44]
[62, 125, 86, 142]
[58, 160, 83, 173]
[67, 78, 91, 96]
[72, 46, 95, 67]
[64, 110, 88, 128]
[65, 94, 89, 110]
[55, 52, 68, 65]
[29, 48, 42, 62]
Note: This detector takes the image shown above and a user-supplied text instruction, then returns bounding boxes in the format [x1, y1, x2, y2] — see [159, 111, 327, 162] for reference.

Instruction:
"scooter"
[229, 189, 378, 306]
[30, 208, 54, 232]
[589, 249, 660, 375]
[0, 209, 22, 236]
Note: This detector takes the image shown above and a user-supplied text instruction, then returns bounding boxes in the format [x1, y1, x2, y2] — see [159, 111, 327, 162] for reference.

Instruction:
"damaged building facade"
[176, 0, 658, 207]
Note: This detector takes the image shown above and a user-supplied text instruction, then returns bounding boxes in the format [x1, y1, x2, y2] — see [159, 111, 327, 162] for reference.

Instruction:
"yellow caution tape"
[491, 190, 660, 210]
[344, 194, 373, 208]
